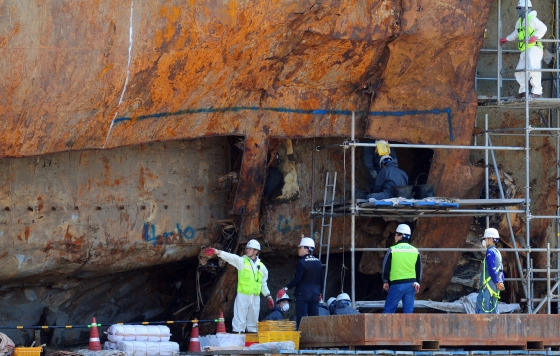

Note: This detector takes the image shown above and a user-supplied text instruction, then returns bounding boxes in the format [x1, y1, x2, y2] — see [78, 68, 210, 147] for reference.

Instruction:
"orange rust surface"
[0, 0, 487, 157]
[0, 0, 514, 293]
[300, 314, 560, 348]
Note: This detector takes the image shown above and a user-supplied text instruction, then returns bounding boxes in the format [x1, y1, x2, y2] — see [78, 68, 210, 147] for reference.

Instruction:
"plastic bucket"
[414, 173, 434, 199]
[393, 185, 414, 199]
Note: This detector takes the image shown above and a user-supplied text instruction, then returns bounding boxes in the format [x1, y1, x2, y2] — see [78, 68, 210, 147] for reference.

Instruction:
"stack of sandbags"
[104, 325, 179, 355]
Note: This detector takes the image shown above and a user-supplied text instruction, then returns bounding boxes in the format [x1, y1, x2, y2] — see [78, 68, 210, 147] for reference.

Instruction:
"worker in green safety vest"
[476, 228, 505, 314]
[203, 239, 274, 332]
[499, 0, 547, 99]
[381, 224, 422, 313]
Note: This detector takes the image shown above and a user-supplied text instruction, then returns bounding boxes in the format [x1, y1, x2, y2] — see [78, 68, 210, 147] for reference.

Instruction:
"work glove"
[267, 296, 274, 309]
[497, 282, 505, 291]
[202, 247, 216, 256]
[529, 35, 538, 44]
[370, 170, 378, 180]
[499, 38, 507, 45]
[413, 282, 420, 293]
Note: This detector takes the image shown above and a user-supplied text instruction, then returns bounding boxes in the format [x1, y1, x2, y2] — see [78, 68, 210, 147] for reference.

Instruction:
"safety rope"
[195, 266, 206, 311]
[0, 319, 222, 330]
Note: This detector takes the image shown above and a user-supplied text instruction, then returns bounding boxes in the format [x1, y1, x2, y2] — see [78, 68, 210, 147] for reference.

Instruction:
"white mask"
[482, 239, 487, 248]
[281, 303, 290, 312]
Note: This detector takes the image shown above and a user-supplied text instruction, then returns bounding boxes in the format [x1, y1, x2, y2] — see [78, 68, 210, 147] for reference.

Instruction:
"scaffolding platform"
[311, 198, 525, 219]
[477, 96, 560, 110]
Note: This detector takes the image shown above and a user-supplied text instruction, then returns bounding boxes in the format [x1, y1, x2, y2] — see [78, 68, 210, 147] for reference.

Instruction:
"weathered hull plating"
[300, 314, 560, 349]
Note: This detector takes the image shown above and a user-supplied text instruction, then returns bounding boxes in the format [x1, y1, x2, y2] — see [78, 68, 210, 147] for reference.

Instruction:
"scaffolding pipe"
[355, 247, 560, 253]
[485, 115, 490, 229]
[351, 112, 356, 309]
[310, 139, 315, 240]
[525, 88, 533, 315]
[550, 0, 560, 313]
[498, 0, 502, 100]
[350, 142, 524, 151]
[488, 136, 529, 298]
[493, 127, 560, 132]
[548, 243, 552, 313]
[557, 105, 560, 316]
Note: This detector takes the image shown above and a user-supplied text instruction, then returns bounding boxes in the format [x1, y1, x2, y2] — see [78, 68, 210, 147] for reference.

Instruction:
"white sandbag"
[104, 341, 118, 350]
[146, 325, 171, 342]
[0, 332, 15, 356]
[199, 333, 245, 350]
[115, 341, 179, 355]
[106, 324, 171, 342]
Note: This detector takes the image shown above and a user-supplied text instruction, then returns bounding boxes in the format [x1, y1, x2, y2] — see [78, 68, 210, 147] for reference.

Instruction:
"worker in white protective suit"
[203, 240, 273, 333]
[500, 0, 547, 98]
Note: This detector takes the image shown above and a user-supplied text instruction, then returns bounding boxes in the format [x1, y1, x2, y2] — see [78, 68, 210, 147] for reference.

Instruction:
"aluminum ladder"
[318, 171, 337, 298]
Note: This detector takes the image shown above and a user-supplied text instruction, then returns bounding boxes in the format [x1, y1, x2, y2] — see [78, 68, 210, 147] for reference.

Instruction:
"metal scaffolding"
[311, 0, 560, 315]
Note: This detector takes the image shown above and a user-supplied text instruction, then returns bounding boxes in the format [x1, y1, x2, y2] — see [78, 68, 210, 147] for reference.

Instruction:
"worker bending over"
[366, 155, 408, 200]
[331, 292, 360, 315]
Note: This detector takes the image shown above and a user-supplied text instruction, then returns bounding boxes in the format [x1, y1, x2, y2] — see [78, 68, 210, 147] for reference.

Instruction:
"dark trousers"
[295, 291, 319, 329]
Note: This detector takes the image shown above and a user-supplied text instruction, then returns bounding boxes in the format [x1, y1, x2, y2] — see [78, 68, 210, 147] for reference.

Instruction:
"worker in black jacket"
[278, 235, 323, 329]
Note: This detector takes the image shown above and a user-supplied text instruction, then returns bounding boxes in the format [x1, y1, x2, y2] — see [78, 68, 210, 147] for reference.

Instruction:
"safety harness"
[480, 247, 503, 313]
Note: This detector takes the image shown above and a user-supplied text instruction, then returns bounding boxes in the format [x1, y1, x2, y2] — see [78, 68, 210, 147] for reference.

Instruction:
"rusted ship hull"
[0, 0, 557, 349]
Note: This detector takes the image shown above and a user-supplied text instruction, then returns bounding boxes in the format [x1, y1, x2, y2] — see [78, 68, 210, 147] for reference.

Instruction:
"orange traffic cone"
[88, 317, 102, 351]
[188, 319, 201, 352]
[216, 311, 226, 334]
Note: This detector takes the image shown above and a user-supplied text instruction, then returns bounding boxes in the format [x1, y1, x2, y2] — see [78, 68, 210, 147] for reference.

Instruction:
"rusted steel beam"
[299, 314, 560, 349]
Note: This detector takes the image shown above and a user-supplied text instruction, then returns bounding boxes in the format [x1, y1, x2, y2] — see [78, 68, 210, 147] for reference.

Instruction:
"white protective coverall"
[504, 10, 547, 95]
[218, 251, 271, 332]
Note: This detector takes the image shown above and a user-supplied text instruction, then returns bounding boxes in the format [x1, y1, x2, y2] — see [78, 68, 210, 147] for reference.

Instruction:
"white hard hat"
[517, 0, 532, 7]
[276, 292, 292, 303]
[379, 155, 393, 167]
[246, 239, 261, 250]
[326, 297, 336, 307]
[336, 292, 351, 302]
[482, 228, 500, 239]
[299, 236, 315, 248]
[396, 224, 411, 235]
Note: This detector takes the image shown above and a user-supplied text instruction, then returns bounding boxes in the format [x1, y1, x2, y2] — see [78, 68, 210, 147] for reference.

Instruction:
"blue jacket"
[481, 246, 504, 285]
[332, 301, 360, 315]
[369, 161, 408, 200]
[286, 254, 322, 295]
[263, 306, 286, 321]
[318, 304, 330, 316]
